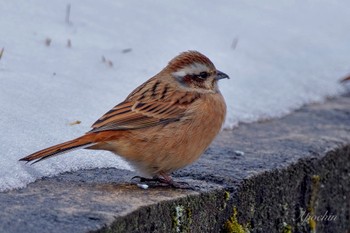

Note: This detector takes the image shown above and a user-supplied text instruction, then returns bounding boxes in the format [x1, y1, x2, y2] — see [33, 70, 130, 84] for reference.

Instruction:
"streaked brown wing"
[90, 79, 200, 132]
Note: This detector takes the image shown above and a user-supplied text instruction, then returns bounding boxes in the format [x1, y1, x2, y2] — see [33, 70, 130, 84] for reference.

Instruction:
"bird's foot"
[167, 180, 193, 189]
[132, 174, 194, 189]
[131, 176, 159, 183]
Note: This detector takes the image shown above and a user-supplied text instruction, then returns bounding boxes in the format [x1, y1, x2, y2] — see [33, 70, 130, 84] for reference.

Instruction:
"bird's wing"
[90, 79, 200, 132]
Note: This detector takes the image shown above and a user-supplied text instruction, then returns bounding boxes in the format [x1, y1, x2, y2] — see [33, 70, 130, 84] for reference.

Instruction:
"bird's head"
[163, 51, 229, 92]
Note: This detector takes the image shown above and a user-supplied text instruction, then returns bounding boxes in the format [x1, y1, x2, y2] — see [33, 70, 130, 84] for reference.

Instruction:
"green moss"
[221, 191, 231, 210]
[172, 205, 193, 233]
[311, 175, 320, 183]
[309, 218, 316, 232]
[186, 208, 192, 218]
[223, 207, 249, 233]
[186, 207, 192, 226]
[282, 222, 292, 233]
[308, 175, 320, 233]
[172, 205, 184, 232]
[224, 191, 230, 201]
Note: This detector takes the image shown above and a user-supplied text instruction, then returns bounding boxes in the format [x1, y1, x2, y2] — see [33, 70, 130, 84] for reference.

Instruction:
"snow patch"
[0, 0, 349, 191]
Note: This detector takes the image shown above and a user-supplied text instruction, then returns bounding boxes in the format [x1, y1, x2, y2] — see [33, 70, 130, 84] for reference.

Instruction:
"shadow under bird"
[20, 51, 229, 188]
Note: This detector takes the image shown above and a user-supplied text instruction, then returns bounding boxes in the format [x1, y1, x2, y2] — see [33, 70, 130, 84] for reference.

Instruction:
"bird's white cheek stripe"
[172, 62, 209, 78]
[172, 70, 186, 78]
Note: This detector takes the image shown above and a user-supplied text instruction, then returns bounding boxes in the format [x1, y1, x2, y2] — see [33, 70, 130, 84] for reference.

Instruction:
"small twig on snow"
[0, 48, 4, 60]
[67, 39, 72, 48]
[231, 37, 239, 50]
[45, 38, 52, 46]
[65, 4, 71, 25]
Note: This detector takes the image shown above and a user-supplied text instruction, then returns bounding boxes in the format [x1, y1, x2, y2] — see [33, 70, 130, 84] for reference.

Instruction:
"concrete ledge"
[1, 94, 349, 233]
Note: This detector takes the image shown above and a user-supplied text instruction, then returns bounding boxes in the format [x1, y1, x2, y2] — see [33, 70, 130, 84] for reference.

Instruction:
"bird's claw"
[131, 176, 194, 189]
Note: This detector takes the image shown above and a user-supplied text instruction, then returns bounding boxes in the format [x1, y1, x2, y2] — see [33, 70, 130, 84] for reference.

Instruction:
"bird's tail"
[19, 133, 100, 164]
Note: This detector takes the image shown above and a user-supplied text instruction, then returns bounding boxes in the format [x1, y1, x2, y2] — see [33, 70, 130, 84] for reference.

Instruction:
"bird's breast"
[108, 92, 226, 175]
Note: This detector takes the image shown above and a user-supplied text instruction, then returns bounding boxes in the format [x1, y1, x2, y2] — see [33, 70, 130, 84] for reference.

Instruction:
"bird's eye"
[198, 72, 209, 79]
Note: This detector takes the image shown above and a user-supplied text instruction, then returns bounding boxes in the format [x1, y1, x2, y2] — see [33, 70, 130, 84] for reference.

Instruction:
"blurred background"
[0, 0, 349, 191]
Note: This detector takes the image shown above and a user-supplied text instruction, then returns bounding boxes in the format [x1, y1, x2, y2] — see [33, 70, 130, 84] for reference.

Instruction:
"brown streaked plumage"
[19, 51, 229, 188]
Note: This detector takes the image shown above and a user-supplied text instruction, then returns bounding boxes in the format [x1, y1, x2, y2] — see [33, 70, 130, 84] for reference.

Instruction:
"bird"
[19, 51, 229, 188]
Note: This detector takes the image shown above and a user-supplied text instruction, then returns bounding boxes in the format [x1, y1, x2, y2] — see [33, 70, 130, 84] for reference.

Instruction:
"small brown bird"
[20, 51, 229, 188]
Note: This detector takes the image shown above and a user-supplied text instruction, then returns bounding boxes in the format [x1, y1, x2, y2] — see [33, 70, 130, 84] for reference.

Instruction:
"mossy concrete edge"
[97, 145, 349, 233]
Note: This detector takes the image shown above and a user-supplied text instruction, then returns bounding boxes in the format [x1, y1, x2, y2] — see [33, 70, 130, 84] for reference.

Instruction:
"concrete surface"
[0, 94, 349, 233]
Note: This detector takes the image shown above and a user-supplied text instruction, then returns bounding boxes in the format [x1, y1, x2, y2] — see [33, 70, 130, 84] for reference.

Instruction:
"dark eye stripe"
[190, 72, 209, 80]
[199, 72, 208, 79]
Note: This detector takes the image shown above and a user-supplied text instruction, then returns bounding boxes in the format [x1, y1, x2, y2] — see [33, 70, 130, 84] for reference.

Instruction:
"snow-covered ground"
[0, 0, 349, 191]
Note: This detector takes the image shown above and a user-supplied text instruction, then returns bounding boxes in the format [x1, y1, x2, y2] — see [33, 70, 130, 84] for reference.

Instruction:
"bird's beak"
[215, 70, 230, 80]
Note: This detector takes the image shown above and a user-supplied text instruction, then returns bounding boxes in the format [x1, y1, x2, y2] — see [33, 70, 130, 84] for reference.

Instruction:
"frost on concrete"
[0, 1, 350, 191]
